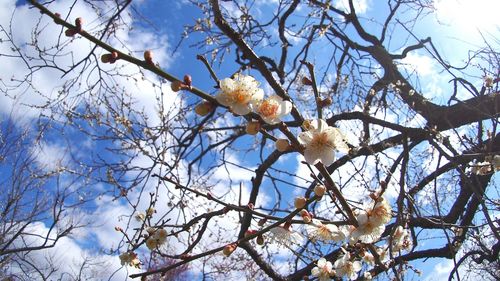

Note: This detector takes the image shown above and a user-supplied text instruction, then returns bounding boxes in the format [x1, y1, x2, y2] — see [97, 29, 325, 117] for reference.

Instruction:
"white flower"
[255, 95, 292, 124]
[307, 219, 345, 242]
[362, 251, 375, 266]
[145, 228, 168, 250]
[363, 271, 373, 280]
[366, 197, 392, 226]
[484, 76, 494, 87]
[146, 236, 158, 250]
[362, 247, 387, 266]
[311, 257, 335, 281]
[119, 252, 140, 268]
[298, 119, 349, 166]
[334, 252, 362, 280]
[215, 74, 264, 115]
[392, 226, 412, 253]
[134, 212, 146, 222]
[269, 225, 302, 246]
[350, 211, 385, 244]
[471, 161, 492, 175]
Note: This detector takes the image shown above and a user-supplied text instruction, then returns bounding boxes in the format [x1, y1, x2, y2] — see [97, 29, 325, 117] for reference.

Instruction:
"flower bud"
[300, 209, 312, 223]
[302, 76, 313, 86]
[302, 119, 313, 130]
[245, 230, 257, 238]
[65, 28, 77, 37]
[275, 139, 290, 152]
[144, 50, 153, 64]
[183, 75, 192, 87]
[101, 53, 112, 63]
[195, 101, 214, 116]
[245, 121, 261, 135]
[256, 234, 265, 245]
[171, 81, 183, 92]
[317, 97, 332, 108]
[114, 226, 123, 232]
[53, 13, 62, 23]
[75, 17, 83, 29]
[258, 218, 267, 226]
[314, 184, 326, 197]
[222, 243, 237, 257]
[294, 197, 307, 209]
[485, 76, 494, 87]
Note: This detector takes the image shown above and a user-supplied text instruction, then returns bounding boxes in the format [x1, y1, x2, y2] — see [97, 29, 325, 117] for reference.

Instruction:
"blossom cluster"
[212, 74, 349, 165]
[471, 155, 500, 175]
[349, 197, 392, 244]
[215, 74, 292, 124]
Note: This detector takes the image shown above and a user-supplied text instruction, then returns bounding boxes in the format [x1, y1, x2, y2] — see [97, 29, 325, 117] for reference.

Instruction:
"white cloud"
[401, 52, 435, 77]
[335, 0, 371, 14]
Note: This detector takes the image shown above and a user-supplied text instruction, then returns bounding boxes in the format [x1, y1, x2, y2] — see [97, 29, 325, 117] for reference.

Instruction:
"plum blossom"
[307, 219, 346, 242]
[215, 74, 264, 115]
[471, 161, 493, 175]
[350, 210, 386, 243]
[269, 225, 302, 246]
[350, 197, 392, 244]
[367, 197, 392, 226]
[119, 251, 140, 268]
[334, 252, 362, 280]
[311, 257, 335, 281]
[145, 228, 168, 250]
[392, 226, 412, 253]
[298, 119, 349, 166]
[255, 95, 292, 124]
[362, 247, 387, 266]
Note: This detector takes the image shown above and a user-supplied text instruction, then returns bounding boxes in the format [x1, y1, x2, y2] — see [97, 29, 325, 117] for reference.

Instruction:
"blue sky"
[1, 0, 499, 280]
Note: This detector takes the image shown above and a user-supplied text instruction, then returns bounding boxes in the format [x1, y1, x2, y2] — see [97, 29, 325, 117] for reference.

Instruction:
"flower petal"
[311, 119, 328, 132]
[311, 267, 320, 277]
[220, 78, 235, 93]
[298, 131, 313, 145]
[319, 149, 335, 166]
[304, 146, 322, 165]
[278, 100, 293, 116]
[232, 104, 251, 115]
[215, 92, 231, 106]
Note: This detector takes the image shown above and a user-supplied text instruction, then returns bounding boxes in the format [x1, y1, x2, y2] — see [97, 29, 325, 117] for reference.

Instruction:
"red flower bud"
[222, 243, 237, 257]
[65, 28, 77, 37]
[183, 75, 192, 87]
[144, 50, 153, 64]
[302, 76, 313, 86]
[244, 230, 257, 238]
[75, 17, 83, 31]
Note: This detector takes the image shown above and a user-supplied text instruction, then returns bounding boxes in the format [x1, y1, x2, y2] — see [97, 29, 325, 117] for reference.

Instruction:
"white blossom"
[311, 257, 335, 281]
[256, 95, 292, 124]
[215, 74, 264, 115]
[350, 211, 385, 244]
[269, 225, 302, 246]
[392, 226, 412, 253]
[334, 252, 362, 280]
[119, 251, 140, 268]
[307, 219, 345, 242]
[298, 119, 349, 166]
[367, 197, 392, 226]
